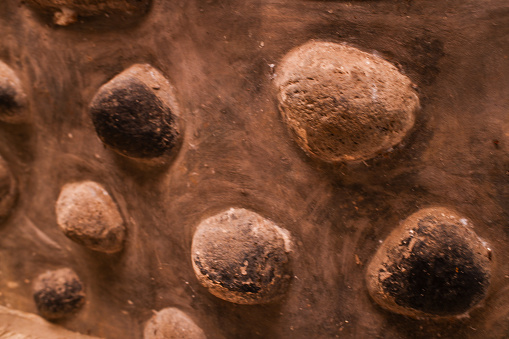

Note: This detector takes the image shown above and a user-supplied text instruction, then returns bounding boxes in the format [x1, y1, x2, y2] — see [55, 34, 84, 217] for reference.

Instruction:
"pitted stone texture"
[276, 41, 419, 162]
[89, 64, 182, 160]
[143, 308, 207, 339]
[192, 208, 292, 305]
[0, 155, 18, 223]
[366, 207, 492, 318]
[33, 268, 85, 321]
[0, 61, 28, 123]
[56, 181, 125, 253]
[25, 0, 150, 26]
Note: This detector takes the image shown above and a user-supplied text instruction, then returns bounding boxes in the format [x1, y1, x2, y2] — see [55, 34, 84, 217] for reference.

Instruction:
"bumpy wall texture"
[0, 0, 508, 338]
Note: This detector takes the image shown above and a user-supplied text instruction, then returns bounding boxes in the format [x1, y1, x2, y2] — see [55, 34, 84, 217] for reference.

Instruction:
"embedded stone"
[366, 207, 492, 318]
[0, 61, 28, 123]
[191, 208, 292, 305]
[276, 41, 420, 162]
[143, 308, 207, 339]
[56, 181, 125, 253]
[89, 64, 182, 159]
[33, 268, 85, 320]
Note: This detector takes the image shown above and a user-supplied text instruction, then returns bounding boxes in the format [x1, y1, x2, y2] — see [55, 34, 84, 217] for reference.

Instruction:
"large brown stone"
[276, 41, 419, 162]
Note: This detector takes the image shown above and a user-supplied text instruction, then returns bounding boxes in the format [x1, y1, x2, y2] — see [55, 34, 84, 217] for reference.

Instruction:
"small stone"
[89, 64, 182, 159]
[33, 268, 85, 320]
[366, 207, 492, 317]
[191, 208, 292, 304]
[56, 181, 125, 253]
[143, 308, 207, 339]
[276, 41, 419, 162]
[0, 61, 28, 123]
[53, 7, 77, 26]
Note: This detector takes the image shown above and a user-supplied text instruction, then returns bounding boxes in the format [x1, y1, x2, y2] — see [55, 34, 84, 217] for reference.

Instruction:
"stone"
[366, 207, 492, 317]
[0, 61, 28, 123]
[143, 308, 207, 339]
[33, 268, 85, 320]
[89, 64, 182, 160]
[191, 208, 292, 305]
[56, 181, 125, 253]
[276, 41, 420, 162]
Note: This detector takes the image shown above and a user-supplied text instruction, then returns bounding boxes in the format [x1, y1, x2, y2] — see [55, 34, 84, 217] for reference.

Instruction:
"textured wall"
[0, 0, 508, 338]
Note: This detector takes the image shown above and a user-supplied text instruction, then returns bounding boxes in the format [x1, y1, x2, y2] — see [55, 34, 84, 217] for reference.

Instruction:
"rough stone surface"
[56, 181, 125, 253]
[276, 41, 419, 162]
[0, 0, 507, 337]
[0, 61, 27, 123]
[143, 308, 207, 339]
[192, 208, 292, 304]
[33, 268, 86, 320]
[0, 306, 99, 339]
[89, 64, 182, 160]
[24, 0, 151, 26]
[366, 207, 492, 318]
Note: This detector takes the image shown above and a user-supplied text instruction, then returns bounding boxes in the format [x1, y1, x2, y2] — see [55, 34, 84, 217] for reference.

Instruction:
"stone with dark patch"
[366, 207, 492, 318]
[89, 64, 182, 160]
[191, 208, 293, 304]
[0, 61, 27, 123]
[276, 41, 420, 162]
[56, 181, 125, 253]
[143, 308, 207, 339]
[32, 268, 85, 321]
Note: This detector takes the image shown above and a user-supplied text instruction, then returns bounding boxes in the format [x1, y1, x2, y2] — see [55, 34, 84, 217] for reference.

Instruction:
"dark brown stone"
[89, 64, 182, 160]
[366, 207, 492, 318]
[33, 268, 86, 320]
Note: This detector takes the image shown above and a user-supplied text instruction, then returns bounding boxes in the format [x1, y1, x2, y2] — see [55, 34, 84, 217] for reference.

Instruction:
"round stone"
[191, 208, 292, 304]
[0, 155, 18, 222]
[143, 308, 206, 339]
[56, 181, 125, 253]
[0, 61, 28, 123]
[33, 268, 85, 320]
[89, 64, 181, 159]
[275, 41, 420, 162]
[366, 207, 492, 317]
